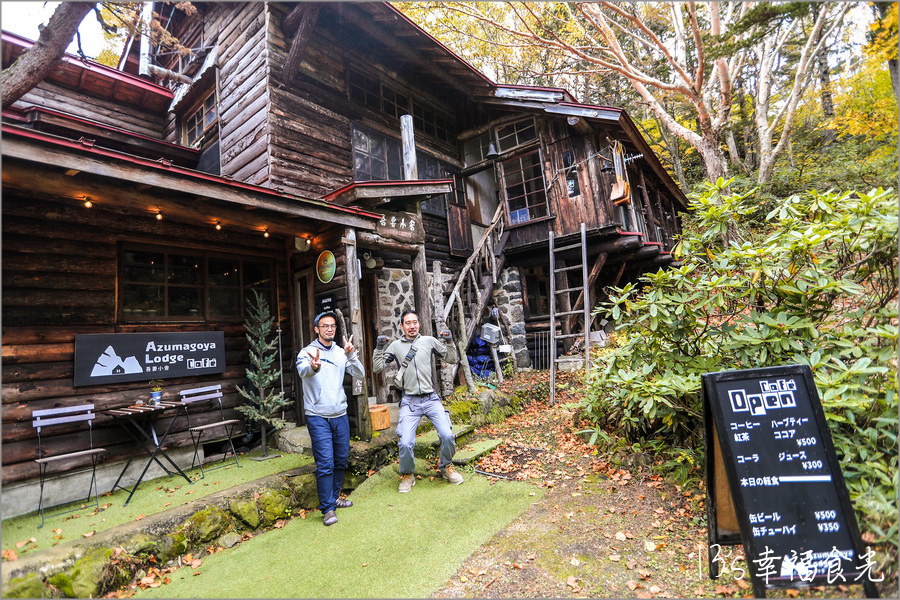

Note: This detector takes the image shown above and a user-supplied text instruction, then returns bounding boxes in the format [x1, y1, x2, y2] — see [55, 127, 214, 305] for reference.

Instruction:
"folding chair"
[32, 404, 106, 528]
[179, 385, 241, 478]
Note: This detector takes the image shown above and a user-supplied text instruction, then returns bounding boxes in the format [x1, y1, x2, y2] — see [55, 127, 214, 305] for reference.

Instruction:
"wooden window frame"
[181, 89, 218, 148]
[118, 243, 274, 323]
[495, 118, 537, 154]
[500, 149, 550, 228]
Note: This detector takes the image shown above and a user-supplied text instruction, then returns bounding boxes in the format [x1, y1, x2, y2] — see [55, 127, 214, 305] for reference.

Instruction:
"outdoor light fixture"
[485, 142, 500, 160]
[363, 252, 377, 269]
[155, 210, 163, 221]
[215, 220, 222, 231]
[263, 228, 270, 238]
[294, 236, 312, 252]
[83, 196, 92, 208]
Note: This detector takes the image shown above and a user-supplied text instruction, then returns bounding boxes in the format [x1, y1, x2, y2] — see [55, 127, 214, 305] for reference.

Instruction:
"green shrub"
[583, 181, 898, 558]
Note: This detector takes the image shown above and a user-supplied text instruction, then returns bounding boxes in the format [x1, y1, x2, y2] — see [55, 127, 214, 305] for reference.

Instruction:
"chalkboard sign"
[703, 364, 878, 597]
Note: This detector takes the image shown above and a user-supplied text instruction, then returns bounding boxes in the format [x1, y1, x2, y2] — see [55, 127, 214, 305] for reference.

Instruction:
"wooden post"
[343, 228, 372, 440]
[400, 114, 418, 181]
[455, 295, 477, 393]
[490, 345, 504, 383]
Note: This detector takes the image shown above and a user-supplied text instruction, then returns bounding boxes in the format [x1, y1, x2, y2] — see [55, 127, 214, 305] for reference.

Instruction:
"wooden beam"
[283, 3, 322, 86]
[2, 138, 378, 230]
[343, 227, 372, 440]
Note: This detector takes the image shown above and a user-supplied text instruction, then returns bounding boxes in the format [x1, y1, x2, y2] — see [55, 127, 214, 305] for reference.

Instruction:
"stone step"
[452, 438, 503, 466]
[413, 423, 476, 458]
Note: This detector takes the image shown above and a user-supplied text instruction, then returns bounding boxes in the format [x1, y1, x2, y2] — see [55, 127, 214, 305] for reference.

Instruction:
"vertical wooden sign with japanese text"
[703, 364, 878, 598]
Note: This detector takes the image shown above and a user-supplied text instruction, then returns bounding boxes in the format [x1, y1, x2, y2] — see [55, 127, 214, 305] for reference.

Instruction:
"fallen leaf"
[644, 540, 657, 552]
[527, 553, 536, 561]
[2, 549, 19, 561]
[608, 554, 621, 562]
[184, 553, 193, 562]
[164, 502, 171, 507]
[273, 520, 286, 529]
[135, 514, 145, 521]
[566, 575, 578, 588]
[362, 563, 368, 567]
[626, 580, 638, 590]
[512, 562, 523, 569]
[861, 531, 876, 543]
[786, 589, 800, 598]
[736, 578, 749, 590]
[615, 531, 627, 542]
[52, 528, 62, 534]
[459, 575, 467, 583]
[570, 557, 580, 567]
[626, 559, 637, 570]
[190, 559, 202, 569]
[649, 585, 661, 594]
[192, 572, 201, 576]
[140, 576, 155, 585]
[82, 531, 95, 538]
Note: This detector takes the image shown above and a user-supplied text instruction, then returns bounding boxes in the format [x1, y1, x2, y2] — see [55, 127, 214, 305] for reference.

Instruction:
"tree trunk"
[875, 2, 900, 104]
[1, 2, 94, 109]
[814, 5, 836, 147]
[698, 135, 728, 183]
[260, 423, 269, 457]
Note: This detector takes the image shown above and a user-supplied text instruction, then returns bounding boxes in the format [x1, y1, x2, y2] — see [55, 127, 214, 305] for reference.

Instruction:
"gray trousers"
[397, 392, 455, 473]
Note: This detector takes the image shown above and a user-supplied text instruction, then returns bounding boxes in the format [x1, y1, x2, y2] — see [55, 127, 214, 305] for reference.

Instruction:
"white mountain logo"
[90, 345, 143, 377]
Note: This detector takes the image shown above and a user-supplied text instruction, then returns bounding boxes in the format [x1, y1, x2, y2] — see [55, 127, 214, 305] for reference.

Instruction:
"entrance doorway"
[292, 269, 315, 424]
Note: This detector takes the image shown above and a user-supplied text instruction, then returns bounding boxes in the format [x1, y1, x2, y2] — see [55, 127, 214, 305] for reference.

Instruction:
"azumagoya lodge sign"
[74, 331, 226, 386]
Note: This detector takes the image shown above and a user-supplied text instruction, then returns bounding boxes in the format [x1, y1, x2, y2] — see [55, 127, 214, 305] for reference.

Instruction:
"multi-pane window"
[496, 118, 536, 152]
[501, 151, 548, 225]
[351, 124, 402, 181]
[462, 131, 492, 166]
[120, 246, 273, 321]
[348, 67, 456, 144]
[562, 150, 580, 197]
[183, 90, 217, 147]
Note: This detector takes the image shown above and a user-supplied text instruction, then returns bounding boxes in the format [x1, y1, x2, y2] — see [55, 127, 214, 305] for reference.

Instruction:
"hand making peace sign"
[343, 335, 355, 355]
[307, 348, 321, 371]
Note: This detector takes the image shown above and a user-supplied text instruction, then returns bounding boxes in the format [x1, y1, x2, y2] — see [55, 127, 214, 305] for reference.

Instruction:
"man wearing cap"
[296, 311, 364, 526]
[373, 309, 462, 492]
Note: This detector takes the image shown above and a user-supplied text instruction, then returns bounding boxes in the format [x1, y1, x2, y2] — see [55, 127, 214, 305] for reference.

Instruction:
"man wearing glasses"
[296, 311, 364, 526]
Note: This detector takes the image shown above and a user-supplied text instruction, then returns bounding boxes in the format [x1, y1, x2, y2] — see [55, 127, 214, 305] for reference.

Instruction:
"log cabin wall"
[1, 192, 295, 486]
[13, 81, 168, 140]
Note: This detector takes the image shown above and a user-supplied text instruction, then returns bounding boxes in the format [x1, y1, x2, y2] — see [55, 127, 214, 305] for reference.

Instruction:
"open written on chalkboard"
[703, 364, 879, 598]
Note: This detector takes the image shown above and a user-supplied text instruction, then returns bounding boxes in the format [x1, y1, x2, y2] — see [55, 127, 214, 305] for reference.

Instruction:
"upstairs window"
[501, 151, 548, 226]
[182, 90, 218, 148]
[352, 124, 402, 181]
[496, 118, 536, 153]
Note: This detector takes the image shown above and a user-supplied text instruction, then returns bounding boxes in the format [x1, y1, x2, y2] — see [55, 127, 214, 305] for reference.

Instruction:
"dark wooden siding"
[1, 193, 296, 485]
[14, 81, 168, 140]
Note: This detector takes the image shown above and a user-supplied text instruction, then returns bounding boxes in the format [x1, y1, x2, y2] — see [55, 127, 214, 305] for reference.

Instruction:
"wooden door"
[448, 174, 474, 256]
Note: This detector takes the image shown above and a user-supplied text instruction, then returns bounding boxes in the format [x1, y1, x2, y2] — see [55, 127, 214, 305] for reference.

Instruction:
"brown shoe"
[442, 465, 464, 485]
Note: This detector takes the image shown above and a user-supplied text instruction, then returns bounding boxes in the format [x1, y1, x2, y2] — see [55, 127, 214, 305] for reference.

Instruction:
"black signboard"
[316, 292, 336, 314]
[74, 331, 225, 387]
[703, 364, 878, 598]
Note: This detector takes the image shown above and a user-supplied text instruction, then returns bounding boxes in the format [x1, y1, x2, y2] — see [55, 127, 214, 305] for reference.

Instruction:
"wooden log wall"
[14, 82, 168, 140]
[1, 192, 296, 485]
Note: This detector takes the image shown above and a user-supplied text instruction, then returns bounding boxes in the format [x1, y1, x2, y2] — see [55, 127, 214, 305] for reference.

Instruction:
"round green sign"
[316, 250, 336, 283]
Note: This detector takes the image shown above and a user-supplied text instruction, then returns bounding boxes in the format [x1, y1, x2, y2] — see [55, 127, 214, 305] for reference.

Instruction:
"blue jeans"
[397, 392, 455, 474]
[305, 414, 349, 514]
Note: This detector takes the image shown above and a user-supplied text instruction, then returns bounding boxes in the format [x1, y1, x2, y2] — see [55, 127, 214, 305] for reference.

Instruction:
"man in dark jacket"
[373, 309, 461, 492]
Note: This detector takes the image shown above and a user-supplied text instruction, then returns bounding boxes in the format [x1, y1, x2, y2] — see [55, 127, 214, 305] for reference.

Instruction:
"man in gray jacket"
[297, 311, 364, 526]
[373, 309, 462, 492]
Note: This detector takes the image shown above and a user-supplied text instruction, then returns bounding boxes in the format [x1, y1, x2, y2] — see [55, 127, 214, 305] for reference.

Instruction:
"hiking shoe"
[398, 474, 416, 493]
[335, 498, 353, 509]
[442, 465, 464, 485]
[323, 510, 338, 526]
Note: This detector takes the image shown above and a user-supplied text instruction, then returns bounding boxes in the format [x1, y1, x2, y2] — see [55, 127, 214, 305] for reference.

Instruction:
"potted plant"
[148, 379, 164, 404]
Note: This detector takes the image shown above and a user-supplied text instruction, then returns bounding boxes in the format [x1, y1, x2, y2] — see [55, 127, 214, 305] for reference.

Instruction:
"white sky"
[1, 1, 109, 58]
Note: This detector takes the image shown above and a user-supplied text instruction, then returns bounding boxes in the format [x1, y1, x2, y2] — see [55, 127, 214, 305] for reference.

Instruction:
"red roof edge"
[2, 30, 174, 99]
[323, 179, 455, 202]
[2, 124, 381, 220]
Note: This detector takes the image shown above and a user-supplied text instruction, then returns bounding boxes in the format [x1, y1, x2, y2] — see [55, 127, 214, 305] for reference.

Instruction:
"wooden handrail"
[440, 204, 504, 324]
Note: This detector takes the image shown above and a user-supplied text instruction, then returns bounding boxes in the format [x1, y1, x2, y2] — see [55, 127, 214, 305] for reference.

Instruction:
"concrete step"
[452, 438, 503, 466]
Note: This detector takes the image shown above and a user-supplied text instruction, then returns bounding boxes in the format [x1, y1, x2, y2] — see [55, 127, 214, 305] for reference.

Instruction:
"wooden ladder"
[549, 223, 591, 405]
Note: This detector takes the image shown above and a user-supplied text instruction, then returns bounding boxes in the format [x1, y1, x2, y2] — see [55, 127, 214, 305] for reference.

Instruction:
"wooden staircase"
[434, 205, 509, 392]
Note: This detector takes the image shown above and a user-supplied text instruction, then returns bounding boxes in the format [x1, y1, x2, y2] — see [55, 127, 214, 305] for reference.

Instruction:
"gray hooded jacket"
[296, 339, 365, 418]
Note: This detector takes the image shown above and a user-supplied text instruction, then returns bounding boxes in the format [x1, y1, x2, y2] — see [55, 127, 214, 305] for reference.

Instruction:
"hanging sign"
[74, 331, 225, 386]
[316, 250, 336, 283]
[702, 364, 879, 598]
[374, 210, 425, 244]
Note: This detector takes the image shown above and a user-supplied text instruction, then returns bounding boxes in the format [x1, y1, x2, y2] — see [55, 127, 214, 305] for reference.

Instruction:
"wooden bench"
[32, 404, 106, 528]
[179, 385, 241, 478]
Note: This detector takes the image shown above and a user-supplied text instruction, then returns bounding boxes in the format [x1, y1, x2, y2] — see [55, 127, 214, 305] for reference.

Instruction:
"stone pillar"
[493, 267, 531, 368]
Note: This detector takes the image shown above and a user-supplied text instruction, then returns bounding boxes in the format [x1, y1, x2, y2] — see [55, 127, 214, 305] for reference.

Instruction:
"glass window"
[120, 246, 273, 321]
[563, 150, 580, 197]
[352, 124, 402, 181]
[463, 132, 492, 166]
[182, 90, 217, 147]
[496, 119, 536, 152]
[501, 151, 548, 225]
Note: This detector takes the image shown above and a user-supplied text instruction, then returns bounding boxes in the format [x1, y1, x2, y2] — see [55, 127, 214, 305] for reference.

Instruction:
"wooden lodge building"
[1, 2, 687, 516]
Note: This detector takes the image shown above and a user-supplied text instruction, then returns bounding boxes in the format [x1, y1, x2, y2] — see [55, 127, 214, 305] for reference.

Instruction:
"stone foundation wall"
[493, 267, 531, 368]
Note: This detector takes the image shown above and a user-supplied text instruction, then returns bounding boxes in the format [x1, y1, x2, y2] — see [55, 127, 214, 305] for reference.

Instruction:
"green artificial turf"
[2, 450, 312, 555]
[134, 462, 543, 598]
